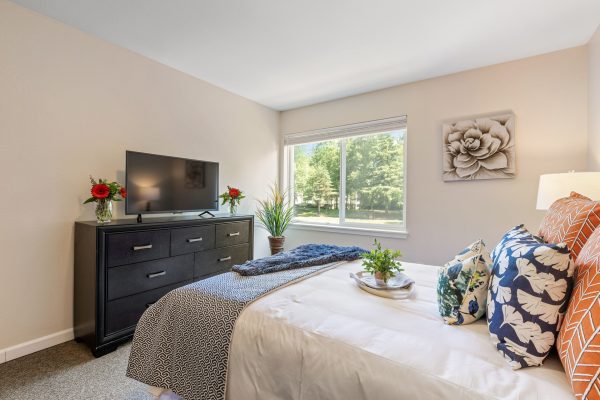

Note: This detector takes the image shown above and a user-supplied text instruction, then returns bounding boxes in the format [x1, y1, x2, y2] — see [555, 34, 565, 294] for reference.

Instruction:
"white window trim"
[282, 116, 408, 238]
[288, 222, 408, 239]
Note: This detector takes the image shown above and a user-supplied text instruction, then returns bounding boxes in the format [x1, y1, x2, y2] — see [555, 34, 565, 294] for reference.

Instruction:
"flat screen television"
[125, 151, 219, 215]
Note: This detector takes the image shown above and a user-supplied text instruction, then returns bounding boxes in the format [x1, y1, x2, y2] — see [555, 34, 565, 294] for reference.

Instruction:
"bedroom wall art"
[442, 112, 515, 181]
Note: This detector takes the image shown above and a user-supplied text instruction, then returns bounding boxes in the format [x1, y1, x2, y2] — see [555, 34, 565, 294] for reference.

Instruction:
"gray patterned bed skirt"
[126, 262, 341, 400]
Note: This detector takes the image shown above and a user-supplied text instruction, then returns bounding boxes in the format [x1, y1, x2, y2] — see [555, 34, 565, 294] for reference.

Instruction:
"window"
[284, 117, 406, 233]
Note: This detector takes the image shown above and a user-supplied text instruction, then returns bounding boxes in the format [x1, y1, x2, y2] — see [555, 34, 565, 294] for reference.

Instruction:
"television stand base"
[198, 211, 215, 218]
[137, 214, 143, 223]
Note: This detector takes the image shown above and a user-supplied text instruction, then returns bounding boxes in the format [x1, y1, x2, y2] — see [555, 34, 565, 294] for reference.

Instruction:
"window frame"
[282, 116, 408, 237]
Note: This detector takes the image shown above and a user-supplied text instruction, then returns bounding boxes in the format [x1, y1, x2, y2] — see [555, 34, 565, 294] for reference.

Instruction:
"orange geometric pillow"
[557, 228, 600, 399]
[539, 192, 600, 259]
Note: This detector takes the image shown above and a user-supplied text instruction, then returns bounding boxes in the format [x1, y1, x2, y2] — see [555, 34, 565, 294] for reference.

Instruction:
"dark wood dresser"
[74, 215, 253, 356]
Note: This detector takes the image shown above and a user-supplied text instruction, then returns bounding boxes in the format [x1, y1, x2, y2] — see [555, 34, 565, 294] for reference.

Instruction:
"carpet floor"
[0, 341, 153, 400]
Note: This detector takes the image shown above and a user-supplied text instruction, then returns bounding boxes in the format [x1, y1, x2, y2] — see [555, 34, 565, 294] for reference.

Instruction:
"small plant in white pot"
[256, 184, 294, 255]
[361, 239, 403, 286]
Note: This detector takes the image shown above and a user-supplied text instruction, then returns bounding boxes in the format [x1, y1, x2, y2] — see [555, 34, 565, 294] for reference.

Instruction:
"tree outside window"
[290, 129, 405, 228]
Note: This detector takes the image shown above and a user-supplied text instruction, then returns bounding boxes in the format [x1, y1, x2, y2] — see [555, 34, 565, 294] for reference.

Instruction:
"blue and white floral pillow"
[487, 225, 574, 369]
[437, 240, 493, 325]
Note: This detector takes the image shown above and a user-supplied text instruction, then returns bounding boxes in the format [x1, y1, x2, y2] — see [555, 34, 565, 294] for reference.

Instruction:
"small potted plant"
[83, 175, 127, 223]
[256, 184, 294, 255]
[361, 239, 403, 285]
[220, 186, 245, 214]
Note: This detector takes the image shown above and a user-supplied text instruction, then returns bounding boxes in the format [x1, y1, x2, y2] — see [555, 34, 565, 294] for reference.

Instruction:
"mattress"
[225, 261, 573, 400]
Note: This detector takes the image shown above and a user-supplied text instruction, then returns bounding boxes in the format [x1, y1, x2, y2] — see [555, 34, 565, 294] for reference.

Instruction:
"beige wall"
[589, 25, 600, 171]
[0, 0, 593, 354]
[0, 1, 279, 350]
[281, 47, 589, 266]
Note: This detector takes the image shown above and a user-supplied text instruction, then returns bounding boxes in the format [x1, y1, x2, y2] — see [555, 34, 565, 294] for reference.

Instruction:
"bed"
[131, 261, 574, 400]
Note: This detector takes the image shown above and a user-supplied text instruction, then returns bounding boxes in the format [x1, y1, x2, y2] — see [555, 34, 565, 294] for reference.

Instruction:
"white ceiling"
[10, 0, 600, 110]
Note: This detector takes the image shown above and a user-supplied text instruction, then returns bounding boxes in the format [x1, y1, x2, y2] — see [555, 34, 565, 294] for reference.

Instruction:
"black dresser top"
[76, 214, 254, 230]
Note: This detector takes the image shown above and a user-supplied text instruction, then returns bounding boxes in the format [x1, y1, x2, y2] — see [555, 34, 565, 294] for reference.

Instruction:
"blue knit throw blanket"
[232, 243, 367, 276]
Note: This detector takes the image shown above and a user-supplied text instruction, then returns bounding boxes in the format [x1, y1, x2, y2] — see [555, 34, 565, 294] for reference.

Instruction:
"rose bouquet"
[83, 175, 127, 223]
[219, 186, 245, 214]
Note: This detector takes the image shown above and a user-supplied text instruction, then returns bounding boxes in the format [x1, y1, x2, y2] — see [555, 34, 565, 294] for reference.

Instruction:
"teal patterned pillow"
[437, 240, 493, 325]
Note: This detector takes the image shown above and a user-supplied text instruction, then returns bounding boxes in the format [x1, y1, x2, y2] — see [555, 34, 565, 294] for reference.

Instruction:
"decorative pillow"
[487, 225, 574, 369]
[451, 239, 489, 263]
[557, 228, 600, 398]
[437, 240, 493, 325]
[538, 192, 600, 260]
[490, 225, 544, 260]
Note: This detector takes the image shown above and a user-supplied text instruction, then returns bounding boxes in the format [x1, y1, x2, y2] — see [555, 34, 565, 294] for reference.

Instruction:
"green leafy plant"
[256, 184, 294, 237]
[361, 239, 403, 283]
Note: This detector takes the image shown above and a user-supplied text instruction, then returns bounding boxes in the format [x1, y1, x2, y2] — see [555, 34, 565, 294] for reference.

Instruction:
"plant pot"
[268, 236, 285, 255]
[374, 271, 389, 286]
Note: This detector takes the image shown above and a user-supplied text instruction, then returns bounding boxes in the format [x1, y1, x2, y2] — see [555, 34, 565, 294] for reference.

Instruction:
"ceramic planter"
[374, 271, 391, 286]
[268, 236, 285, 255]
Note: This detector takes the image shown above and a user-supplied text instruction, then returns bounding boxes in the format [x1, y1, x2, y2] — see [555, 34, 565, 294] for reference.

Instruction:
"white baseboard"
[0, 328, 74, 363]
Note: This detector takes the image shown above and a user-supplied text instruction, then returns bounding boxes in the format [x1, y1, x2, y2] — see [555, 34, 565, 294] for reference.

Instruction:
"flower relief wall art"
[442, 113, 516, 181]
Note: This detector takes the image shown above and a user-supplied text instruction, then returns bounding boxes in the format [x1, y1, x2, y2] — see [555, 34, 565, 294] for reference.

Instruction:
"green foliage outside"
[293, 131, 404, 224]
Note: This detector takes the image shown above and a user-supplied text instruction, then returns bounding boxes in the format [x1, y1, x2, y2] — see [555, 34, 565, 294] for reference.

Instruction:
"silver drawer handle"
[227, 232, 240, 237]
[218, 256, 232, 262]
[147, 271, 166, 279]
[133, 244, 153, 251]
[187, 237, 203, 243]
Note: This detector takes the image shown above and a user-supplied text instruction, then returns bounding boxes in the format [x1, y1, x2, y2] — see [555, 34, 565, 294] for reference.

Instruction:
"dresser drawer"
[215, 221, 250, 248]
[194, 243, 250, 278]
[171, 225, 215, 256]
[105, 281, 188, 335]
[106, 230, 170, 267]
[107, 254, 194, 301]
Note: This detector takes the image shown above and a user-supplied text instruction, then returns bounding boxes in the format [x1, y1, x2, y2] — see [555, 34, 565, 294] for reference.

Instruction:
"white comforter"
[226, 261, 573, 400]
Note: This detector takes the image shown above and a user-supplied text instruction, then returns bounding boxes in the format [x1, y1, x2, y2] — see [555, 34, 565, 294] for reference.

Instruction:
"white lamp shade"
[536, 172, 600, 210]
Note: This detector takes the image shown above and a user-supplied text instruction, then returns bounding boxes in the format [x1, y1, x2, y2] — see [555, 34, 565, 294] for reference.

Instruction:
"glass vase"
[229, 203, 237, 215]
[96, 199, 113, 223]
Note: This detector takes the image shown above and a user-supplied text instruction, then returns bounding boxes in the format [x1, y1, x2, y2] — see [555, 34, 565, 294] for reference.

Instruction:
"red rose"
[228, 188, 240, 198]
[120, 187, 127, 198]
[91, 183, 110, 199]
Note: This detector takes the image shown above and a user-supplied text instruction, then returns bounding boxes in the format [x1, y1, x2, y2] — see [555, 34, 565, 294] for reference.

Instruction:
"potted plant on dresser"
[219, 185, 245, 214]
[256, 184, 294, 255]
[83, 175, 127, 223]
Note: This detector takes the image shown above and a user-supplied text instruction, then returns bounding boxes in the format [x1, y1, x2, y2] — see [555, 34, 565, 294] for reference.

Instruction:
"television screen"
[125, 151, 219, 214]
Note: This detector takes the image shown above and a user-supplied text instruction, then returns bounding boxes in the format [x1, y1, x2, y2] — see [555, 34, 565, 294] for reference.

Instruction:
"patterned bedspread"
[126, 262, 342, 400]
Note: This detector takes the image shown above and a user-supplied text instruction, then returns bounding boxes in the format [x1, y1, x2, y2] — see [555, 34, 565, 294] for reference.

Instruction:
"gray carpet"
[0, 341, 153, 400]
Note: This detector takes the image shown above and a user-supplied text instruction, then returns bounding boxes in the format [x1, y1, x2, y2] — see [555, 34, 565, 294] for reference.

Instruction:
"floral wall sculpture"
[442, 113, 515, 181]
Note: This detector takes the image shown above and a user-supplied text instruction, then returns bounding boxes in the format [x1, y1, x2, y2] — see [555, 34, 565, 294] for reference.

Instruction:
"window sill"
[288, 222, 408, 239]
